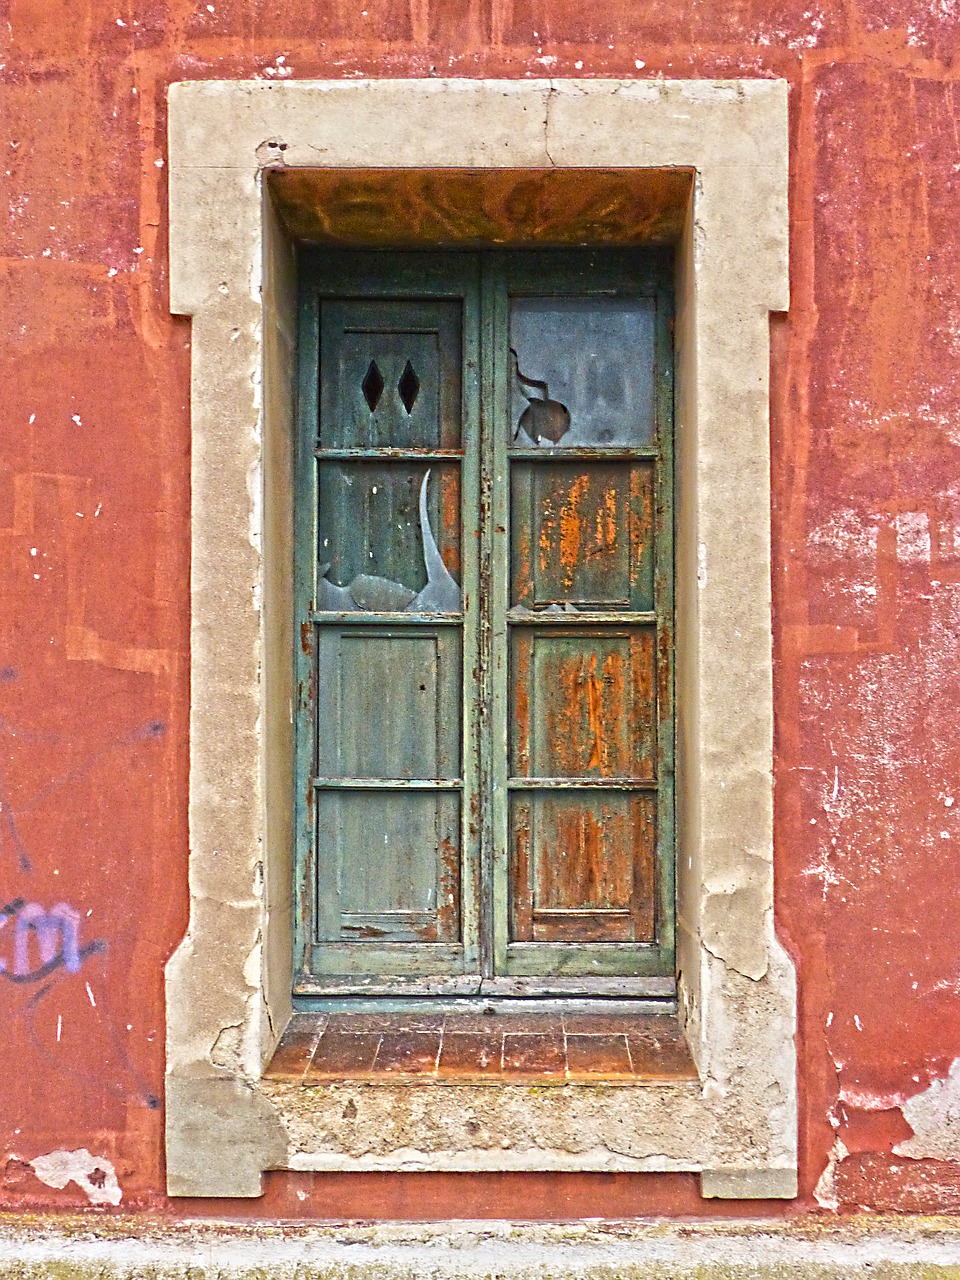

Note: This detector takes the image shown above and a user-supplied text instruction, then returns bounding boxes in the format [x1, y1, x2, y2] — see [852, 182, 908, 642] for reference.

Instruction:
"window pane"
[317, 462, 461, 613]
[509, 298, 655, 447]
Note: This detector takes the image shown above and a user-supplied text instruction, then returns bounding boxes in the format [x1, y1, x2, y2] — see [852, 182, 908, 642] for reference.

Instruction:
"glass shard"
[361, 360, 385, 412]
[398, 360, 420, 414]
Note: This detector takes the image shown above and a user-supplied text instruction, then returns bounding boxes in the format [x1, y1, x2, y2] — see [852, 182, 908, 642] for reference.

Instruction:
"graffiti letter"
[13, 902, 82, 976]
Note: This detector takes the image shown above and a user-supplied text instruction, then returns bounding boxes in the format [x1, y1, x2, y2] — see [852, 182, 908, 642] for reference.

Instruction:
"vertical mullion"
[485, 261, 511, 978]
[293, 283, 320, 981]
[654, 279, 676, 962]
[460, 264, 483, 975]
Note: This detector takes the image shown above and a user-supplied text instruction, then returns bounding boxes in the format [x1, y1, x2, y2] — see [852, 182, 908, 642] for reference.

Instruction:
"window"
[294, 250, 674, 1002]
[165, 76, 796, 1201]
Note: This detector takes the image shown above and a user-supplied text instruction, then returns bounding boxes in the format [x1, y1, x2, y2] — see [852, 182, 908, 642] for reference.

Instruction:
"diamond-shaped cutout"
[361, 360, 384, 412]
[397, 360, 420, 414]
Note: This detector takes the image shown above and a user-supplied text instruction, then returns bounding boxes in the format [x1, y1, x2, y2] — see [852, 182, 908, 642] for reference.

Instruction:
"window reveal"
[294, 251, 674, 1001]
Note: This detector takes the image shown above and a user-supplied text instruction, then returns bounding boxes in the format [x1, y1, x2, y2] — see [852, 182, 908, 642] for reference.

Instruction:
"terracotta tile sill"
[265, 1012, 697, 1086]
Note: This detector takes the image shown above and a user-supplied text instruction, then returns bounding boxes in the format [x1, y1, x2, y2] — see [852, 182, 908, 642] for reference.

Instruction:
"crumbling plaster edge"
[166, 76, 796, 1200]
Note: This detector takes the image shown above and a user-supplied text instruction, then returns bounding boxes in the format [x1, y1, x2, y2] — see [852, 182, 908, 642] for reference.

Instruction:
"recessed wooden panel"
[316, 630, 461, 780]
[510, 791, 655, 943]
[319, 300, 461, 449]
[317, 461, 461, 610]
[511, 629, 656, 781]
[511, 462, 654, 610]
[315, 791, 461, 944]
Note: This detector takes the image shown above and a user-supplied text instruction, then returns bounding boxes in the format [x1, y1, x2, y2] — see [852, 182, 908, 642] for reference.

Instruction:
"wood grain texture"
[270, 169, 692, 249]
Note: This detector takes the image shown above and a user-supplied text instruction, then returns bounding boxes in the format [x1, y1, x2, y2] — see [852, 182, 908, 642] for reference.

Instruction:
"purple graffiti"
[0, 899, 103, 982]
[12, 902, 81, 975]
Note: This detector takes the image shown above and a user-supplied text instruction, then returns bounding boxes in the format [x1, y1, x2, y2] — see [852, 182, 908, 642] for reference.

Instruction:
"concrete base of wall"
[2, 1217, 960, 1277]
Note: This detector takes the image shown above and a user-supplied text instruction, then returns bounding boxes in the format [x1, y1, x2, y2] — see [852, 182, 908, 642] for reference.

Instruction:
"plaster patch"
[813, 1137, 849, 1211]
[807, 507, 879, 562]
[895, 1057, 960, 1162]
[28, 1148, 122, 1206]
[894, 510, 931, 564]
[839, 1086, 908, 1111]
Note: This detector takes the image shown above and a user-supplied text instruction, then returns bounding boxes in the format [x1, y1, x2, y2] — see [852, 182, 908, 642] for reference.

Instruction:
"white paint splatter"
[28, 1149, 122, 1206]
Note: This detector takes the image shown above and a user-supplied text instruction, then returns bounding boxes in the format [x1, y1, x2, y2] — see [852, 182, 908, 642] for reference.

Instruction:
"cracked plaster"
[165, 77, 795, 1198]
[895, 1058, 960, 1163]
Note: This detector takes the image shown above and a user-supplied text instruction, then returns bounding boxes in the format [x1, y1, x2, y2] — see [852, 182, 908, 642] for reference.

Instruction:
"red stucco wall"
[2, 0, 960, 1219]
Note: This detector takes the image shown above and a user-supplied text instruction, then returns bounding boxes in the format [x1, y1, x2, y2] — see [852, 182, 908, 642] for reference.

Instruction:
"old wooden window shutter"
[294, 250, 675, 1003]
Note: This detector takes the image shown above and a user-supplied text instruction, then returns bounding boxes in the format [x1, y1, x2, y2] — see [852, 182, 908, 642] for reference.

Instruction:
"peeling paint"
[895, 1058, 960, 1162]
[813, 1138, 848, 1211]
[27, 1149, 122, 1206]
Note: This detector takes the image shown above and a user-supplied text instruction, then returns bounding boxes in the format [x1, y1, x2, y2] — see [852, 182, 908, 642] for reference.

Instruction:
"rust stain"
[584, 654, 603, 771]
[440, 469, 461, 576]
[592, 487, 618, 560]
[513, 638, 531, 775]
[436, 834, 461, 943]
[510, 802, 533, 940]
[556, 474, 588, 588]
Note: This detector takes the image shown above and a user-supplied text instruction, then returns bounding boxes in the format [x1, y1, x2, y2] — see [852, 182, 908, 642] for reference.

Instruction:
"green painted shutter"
[294, 257, 482, 994]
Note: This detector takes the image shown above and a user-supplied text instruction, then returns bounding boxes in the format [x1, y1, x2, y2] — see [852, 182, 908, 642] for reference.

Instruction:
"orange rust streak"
[514, 638, 531, 774]
[589, 486, 618, 560]
[537, 496, 555, 577]
[585, 654, 603, 771]
[441, 470, 461, 575]
[557, 474, 589, 589]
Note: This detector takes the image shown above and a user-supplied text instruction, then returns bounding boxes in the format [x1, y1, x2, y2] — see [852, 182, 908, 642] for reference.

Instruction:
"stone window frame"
[165, 77, 797, 1200]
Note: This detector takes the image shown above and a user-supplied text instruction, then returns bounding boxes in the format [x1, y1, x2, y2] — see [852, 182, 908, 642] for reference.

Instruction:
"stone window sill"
[265, 1011, 697, 1086]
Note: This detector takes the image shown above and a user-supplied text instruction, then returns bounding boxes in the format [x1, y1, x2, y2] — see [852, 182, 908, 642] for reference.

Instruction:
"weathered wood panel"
[315, 791, 461, 944]
[511, 462, 654, 610]
[511, 629, 656, 781]
[316, 629, 461, 780]
[319, 300, 461, 449]
[510, 792, 656, 943]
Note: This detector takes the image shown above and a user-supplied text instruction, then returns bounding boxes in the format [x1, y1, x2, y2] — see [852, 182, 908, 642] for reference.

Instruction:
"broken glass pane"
[317, 463, 462, 613]
[509, 298, 656, 447]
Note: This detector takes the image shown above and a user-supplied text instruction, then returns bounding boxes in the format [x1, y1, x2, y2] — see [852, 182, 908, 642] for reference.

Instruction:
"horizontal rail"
[507, 777, 657, 790]
[314, 448, 464, 460]
[507, 446, 659, 460]
[313, 777, 463, 791]
[310, 611, 462, 625]
[507, 609, 656, 626]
